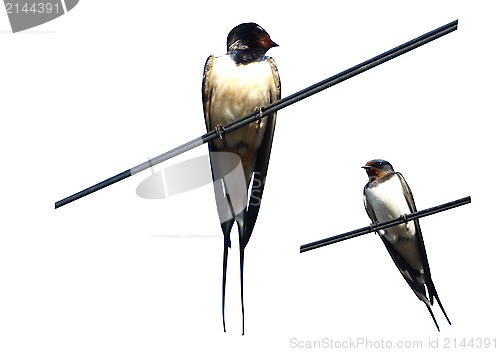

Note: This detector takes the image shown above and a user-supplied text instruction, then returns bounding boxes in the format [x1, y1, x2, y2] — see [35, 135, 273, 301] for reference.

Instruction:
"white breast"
[207, 55, 276, 152]
[366, 176, 410, 220]
[365, 175, 416, 241]
[209, 55, 275, 125]
[366, 175, 424, 272]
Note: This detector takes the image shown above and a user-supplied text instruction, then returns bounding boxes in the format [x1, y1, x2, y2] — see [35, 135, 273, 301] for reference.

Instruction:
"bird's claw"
[215, 124, 226, 139]
[402, 214, 410, 230]
[255, 107, 265, 130]
[257, 107, 263, 120]
[369, 222, 383, 235]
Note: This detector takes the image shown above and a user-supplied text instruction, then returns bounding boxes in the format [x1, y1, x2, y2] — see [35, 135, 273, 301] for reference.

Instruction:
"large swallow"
[362, 159, 451, 331]
[202, 23, 280, 334]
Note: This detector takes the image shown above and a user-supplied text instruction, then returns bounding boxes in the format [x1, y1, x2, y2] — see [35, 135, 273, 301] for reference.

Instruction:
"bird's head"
[226, 23, 278, 56]
[362, 159, 395, 182]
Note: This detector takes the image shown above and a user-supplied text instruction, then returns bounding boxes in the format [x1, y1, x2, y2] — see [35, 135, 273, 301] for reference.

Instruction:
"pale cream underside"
[206, 55, 277, 215]
[208, 55, 276, 154]
[365, 176, 423, 273]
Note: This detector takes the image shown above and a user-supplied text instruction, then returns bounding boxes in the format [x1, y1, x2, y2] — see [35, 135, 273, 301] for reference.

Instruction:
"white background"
[1, 1, 499, 351]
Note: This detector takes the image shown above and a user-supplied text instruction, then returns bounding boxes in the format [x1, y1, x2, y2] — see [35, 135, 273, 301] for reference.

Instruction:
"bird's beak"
[361, 165, 370, 169]
[270, 40, 279, 48]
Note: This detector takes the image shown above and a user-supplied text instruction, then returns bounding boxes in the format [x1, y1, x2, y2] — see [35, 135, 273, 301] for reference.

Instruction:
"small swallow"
[362, 159, 451, 331]
[202, 23, 280, 334]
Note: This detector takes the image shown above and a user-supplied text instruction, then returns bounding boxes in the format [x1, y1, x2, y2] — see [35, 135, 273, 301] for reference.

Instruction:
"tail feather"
[221, 219, 233, 333]
[238, 219, 246, 335]
[222, 242, 229, 332]
[427, 279, 452, 326]
[432, 287, 452, 326]
[425, 303, 440, 332]
[239, 240, 245, 335]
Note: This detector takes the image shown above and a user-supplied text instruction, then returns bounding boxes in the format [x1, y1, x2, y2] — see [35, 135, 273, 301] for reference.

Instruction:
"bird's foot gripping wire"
[402, 213, 411, 230]
[369, 222, 385, 236]
[256, 106, 263, 120]
[215, 124, 226, 139]
[255, 107, 265, 131]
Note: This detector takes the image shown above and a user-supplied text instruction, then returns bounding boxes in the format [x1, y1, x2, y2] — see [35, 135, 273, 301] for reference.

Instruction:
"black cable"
[299, 196, 471, 253]
[55, 20, 458, 209]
